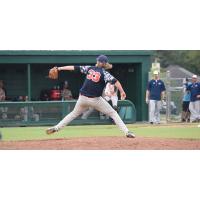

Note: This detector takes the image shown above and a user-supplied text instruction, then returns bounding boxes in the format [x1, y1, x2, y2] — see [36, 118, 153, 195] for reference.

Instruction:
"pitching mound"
[0, 136, 200, 149]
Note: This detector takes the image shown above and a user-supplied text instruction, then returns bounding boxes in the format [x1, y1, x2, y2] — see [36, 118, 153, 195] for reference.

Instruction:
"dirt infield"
[1, 136, 200, 150]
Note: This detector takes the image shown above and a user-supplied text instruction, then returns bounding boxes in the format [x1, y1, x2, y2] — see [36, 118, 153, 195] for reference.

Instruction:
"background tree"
[154, 50, 200, 74]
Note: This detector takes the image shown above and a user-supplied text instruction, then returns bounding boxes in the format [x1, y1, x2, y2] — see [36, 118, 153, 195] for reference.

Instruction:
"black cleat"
[46, 127, 58, 135]
[126, 132, 136, 138]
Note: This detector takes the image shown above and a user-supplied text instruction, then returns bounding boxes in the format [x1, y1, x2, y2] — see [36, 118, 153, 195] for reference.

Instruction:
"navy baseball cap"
[96, 55, 108, 63]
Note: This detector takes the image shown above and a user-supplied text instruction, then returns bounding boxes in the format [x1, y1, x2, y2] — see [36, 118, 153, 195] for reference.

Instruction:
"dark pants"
[181, 101, 190, 122]
[182, 101, 190, 112]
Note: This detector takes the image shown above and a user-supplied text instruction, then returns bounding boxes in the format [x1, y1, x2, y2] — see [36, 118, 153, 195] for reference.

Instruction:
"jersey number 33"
[87, 69, 101, 83]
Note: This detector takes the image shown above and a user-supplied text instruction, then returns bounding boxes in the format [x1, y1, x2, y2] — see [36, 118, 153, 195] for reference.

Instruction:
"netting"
[0, 100, 136, 127]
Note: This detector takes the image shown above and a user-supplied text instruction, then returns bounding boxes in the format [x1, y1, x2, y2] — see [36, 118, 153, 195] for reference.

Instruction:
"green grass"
[0, 124, 200, 141]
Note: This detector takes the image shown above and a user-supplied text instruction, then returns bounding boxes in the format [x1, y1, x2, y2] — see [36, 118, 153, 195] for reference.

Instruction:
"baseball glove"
[48, 67, 58, 79]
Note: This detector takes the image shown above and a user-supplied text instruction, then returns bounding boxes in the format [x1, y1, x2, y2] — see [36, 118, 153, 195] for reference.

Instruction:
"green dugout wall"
[0, 50, 152, 121]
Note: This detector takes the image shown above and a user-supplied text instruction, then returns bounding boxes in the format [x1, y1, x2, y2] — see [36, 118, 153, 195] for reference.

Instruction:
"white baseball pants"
[81, 95, 118, 119]
[104, 95, 118, 107]
[189, 101, 200, 121]
[55, 95, 129, 134]
[149, 100, 161, 123]
[81, 107, 94, 119]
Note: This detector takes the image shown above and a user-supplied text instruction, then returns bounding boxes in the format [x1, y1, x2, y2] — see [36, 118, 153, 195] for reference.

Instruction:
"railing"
[0, 100, 136, 127]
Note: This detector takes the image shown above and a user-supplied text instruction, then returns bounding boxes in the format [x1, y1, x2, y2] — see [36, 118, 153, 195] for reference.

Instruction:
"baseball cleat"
[126, 132, 136, 138]
[46, 127, 58, 135]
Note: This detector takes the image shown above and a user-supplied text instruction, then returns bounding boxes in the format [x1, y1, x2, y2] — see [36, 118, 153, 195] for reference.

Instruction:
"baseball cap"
[96, 55, 108, 63]
[153, 70, 159, 75]
[192, 74, 197, 79]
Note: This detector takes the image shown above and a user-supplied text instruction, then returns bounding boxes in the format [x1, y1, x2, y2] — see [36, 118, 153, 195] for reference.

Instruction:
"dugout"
[0, 50, 152, 121]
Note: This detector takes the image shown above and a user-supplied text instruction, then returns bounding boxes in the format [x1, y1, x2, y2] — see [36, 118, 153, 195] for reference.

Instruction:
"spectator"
[101, 82, 119, 120]
[61, 81, 73, 100]
[0, 80, 8, 119]
[187, 75, 200, 122]
[103, 82, 118, 111]
[146, 71, 166, 124]
[14, 96, 26, 120]
[15, 96, 39, 122]
[0, 80, 6, 101]
[181, 78, 191, 122]
[40, 89, 50, 101]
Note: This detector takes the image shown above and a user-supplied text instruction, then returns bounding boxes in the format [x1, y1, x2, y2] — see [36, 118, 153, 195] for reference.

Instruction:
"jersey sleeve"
[74, 65, 91, 74]
[198, 83, 200, 94]
[161, 81, 166, 91]
[103, 70, 117, 84]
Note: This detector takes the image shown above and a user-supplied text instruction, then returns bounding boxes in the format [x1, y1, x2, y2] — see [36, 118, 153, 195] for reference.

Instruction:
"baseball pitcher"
[46, 55, 135, 138]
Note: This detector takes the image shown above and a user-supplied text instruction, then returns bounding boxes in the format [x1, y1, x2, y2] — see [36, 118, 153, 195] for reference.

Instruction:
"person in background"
[0, 80, 6, 101]
[61, 81, 74, 100]
[187, 74, 200, 122]
[40, 89, 50, 101]
[0, 80, 8, 119]
[101, 82, 119, 120]
[103, 82, 119, 111]
[61, 81, 74, 113]
[146, 70, 166, 124]
[15, 96, 39, 122]
[181, 78, 191, 122]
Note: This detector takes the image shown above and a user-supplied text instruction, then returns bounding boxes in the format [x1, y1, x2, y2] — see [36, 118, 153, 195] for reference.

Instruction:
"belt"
[80, 93, 98, 98]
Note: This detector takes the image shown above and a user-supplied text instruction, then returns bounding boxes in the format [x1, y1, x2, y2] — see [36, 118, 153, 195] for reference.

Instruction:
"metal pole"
[166, 71, 171, 123]
[148, 71, 150, 122]
[27, 64, 31, 101]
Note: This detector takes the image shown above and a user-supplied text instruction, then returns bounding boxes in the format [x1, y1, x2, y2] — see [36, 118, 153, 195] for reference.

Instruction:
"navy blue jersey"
[187, 82, 200, 102]
[147, 79, 166, 100]
[75, 65, 117, 97]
